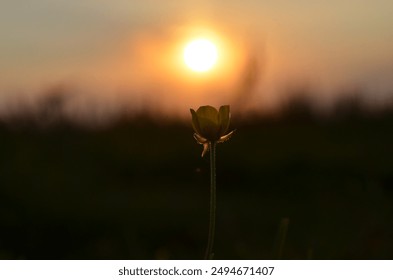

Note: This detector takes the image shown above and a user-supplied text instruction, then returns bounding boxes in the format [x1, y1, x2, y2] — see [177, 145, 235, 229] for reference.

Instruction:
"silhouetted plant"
[190, 105, 235, 259]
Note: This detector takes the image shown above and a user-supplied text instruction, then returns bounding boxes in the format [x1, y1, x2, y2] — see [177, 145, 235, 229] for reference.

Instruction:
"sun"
[183, 38, 218, 72]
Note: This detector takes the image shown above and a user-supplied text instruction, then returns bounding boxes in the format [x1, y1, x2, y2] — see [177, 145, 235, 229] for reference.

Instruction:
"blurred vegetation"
[0, 94, 393, 259]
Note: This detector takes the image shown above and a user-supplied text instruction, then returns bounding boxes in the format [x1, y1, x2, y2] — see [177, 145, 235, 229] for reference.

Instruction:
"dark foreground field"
[0, 106, 393, 259]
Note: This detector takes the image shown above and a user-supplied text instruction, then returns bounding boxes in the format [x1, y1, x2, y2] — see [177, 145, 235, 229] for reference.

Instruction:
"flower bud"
[190, 105, 234, 156]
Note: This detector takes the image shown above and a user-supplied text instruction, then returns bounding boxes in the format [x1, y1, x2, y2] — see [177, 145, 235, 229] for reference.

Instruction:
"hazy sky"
[1, 0, 393, 117]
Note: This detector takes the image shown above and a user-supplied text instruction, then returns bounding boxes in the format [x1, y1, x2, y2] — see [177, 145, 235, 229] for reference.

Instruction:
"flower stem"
[205, 141, 217, 260]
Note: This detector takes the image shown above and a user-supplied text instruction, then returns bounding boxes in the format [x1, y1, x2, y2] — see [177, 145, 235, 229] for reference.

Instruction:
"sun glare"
[183, 38, 218, 72]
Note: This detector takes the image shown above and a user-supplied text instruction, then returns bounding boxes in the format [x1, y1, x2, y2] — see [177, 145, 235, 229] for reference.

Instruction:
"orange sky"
[1, 0, 393, 119]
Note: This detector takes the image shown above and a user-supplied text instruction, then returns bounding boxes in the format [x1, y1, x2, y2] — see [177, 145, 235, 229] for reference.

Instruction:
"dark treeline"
[0, 94, 392, 259]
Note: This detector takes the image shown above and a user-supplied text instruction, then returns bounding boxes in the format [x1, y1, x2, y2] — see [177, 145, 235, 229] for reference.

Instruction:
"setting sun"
[183, 38, 218, 72]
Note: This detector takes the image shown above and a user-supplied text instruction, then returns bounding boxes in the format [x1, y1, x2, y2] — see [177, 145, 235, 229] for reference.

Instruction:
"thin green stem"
[275, 218, 289, 259]
[205, 141, 217, 260]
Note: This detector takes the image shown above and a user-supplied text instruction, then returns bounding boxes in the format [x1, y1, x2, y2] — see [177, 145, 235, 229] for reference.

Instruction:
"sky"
[1, 0, 393, 119]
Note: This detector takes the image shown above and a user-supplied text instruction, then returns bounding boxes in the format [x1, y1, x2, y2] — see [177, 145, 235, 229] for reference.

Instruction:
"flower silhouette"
[190, 105, 235, 157]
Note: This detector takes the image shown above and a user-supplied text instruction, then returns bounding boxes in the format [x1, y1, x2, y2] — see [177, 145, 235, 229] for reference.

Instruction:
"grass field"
[0, 104, 392, 259]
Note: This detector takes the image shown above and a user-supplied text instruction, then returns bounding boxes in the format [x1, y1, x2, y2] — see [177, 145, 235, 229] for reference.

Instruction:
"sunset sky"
[1, 0, 393, 117]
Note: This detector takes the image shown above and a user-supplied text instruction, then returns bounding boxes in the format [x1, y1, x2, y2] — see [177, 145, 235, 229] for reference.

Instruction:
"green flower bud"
[190, 105, 235, 156]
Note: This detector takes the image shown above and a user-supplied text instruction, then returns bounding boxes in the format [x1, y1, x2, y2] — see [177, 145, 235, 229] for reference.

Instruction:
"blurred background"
[1, 0, 393, 259]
